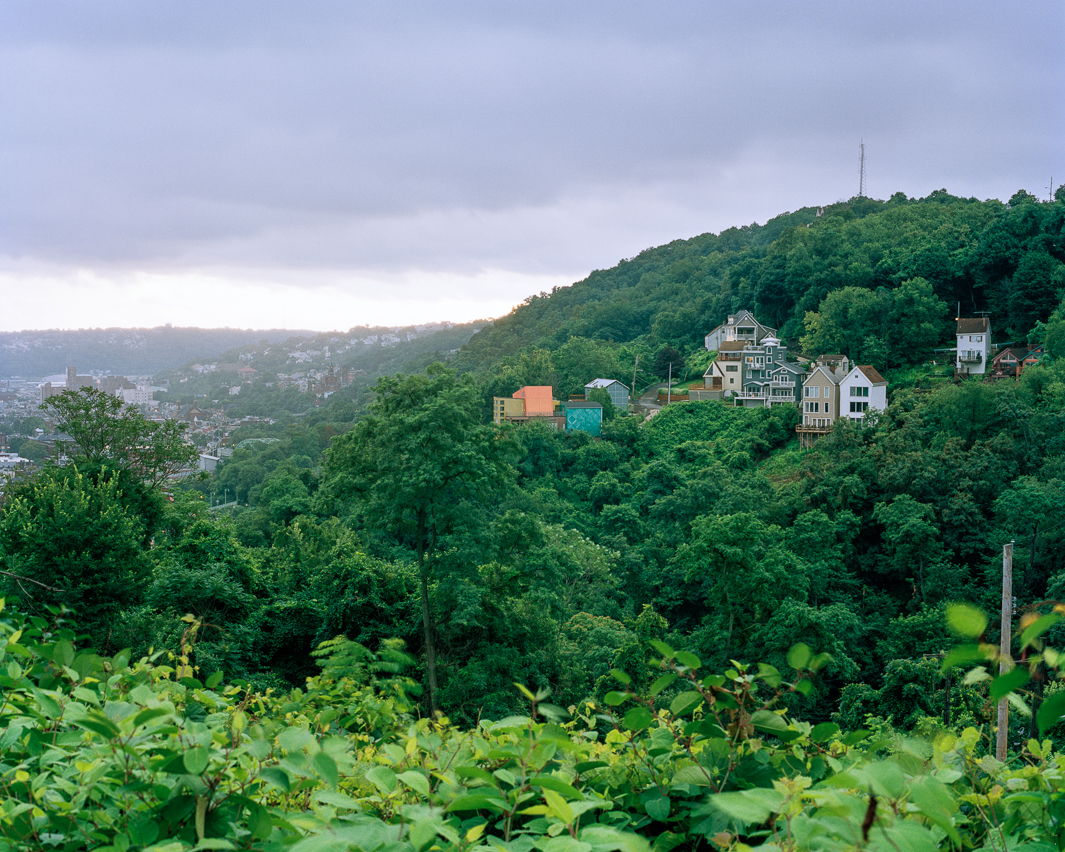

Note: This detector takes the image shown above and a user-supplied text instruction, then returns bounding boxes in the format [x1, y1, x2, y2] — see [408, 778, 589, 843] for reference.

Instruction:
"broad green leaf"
[1037, 692, 1065, 736]
[312, 790, 362, 810]
[205, 670, 224, 689]
[278, 726, 314, 753]
[542, 837, 591, 852]
[1020, 613, 1061, 650]
[131, 707, 171, 728]
[787, 643, 811, 670]
[183, 746, 210, 775]
[532, 775, 583, 799]
[578, 825, 650, 852]
[312, 751, 339, 787]
[674, 651, 701, 670]
[259, 767, 291, 791]
[708, 788, 784, 825]
[544, 789, 575, 824]
[670, 765, 716, 787]
[649, 674, 677, 697]
[942, 643, 989, 670]
[757, 663, 781, 688]
[623, 706, 654, 731]
[409, 818, 438, 851]
[750, 709, 788, 735]
[669, 691, 702, 716]
[811, 722, 840, 743]
[398, 771, 431, 797]
[945, 603, 988, 639]
[609, 670, 631, 686]
[446, 794, 507, 812]
[841, 730, 871, 747]
[604, 691, 629, 707]
[29, 688, 62, 720]
[651, 832, 687, 852]
[643, 793, 670, 822]
[989, 666, 1029, 702]
[648, 640, 674, 658]
[908, 776, 960, 846]
[365, 766, 397, 795]
[71, 714, 121, 739]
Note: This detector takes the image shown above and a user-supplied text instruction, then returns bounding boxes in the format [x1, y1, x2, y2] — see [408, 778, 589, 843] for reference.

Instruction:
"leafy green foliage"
[42, 386, 198, 487]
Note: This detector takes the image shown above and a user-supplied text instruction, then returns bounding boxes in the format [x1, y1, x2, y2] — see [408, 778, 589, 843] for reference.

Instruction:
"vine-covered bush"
[3, 600, 1065, 851]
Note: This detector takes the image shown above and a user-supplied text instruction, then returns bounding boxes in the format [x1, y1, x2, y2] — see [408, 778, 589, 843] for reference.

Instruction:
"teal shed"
[564, 400, 603, 436]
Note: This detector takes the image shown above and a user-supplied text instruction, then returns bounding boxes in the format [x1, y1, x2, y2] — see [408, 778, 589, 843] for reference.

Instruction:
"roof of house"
[564, 400, 603, 410]
[717, 341, 746, 352]
[854, 365, 887, 385]
[585, 378, 626, 390]
[514, 385, 554, 399]
[956, 317, 990, 335]
[805, 365, 843, 384]
[993, 346, 1029, 362]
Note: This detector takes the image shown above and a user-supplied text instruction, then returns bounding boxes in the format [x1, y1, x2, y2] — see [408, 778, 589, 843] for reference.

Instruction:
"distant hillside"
[0, 327, 316, 379]
[0, 321, 488, 380]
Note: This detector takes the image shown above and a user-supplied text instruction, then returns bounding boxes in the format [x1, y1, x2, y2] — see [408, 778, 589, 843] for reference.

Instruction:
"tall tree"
[318, 365, 517, 713]
[43, 387, 198, 487]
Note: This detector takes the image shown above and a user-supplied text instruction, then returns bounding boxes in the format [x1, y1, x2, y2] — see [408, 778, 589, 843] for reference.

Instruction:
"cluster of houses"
[698, 311, 888, 446]
[952, 316, 1047, 382]
[493, 379, 631, 437]
[494, 310, 1034, 445]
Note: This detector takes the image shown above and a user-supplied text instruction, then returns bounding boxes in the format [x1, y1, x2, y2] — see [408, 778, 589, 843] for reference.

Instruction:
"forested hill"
[0, 321, 487, 380]
[453, 188, 1065, 386]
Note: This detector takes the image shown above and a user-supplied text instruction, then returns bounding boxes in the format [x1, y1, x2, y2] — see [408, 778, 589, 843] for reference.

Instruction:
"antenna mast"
[858, 141, 866, 198]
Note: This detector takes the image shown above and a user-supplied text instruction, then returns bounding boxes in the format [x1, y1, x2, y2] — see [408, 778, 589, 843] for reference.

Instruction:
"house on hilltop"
[584, 379, 629, 409]
[493, 386, 564, 429]
[840, 365, 887, 421]
[956, 317, 991, 376]
[731, 336, 804, 408]
[703, 310, 778, 352]
[796, 354, 851, 448]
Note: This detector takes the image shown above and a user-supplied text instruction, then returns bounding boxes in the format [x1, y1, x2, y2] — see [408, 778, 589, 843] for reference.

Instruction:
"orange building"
[512, 386, 555, 417]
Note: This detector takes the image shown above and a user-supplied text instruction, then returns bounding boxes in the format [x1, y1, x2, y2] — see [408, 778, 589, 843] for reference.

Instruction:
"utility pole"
[667, 362, 672, 405]
[996, 540, 1014, 761]
[858, 141, 866, 198]
[633, 355, 639, 407]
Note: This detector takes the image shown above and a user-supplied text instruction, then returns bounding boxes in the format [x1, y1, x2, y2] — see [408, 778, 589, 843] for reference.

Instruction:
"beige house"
[795, 355, 850, 448]
[705, 341, 746, 396]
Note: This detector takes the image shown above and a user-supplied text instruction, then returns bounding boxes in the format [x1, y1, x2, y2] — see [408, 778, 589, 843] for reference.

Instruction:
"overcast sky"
[2, 1, 1062, 333]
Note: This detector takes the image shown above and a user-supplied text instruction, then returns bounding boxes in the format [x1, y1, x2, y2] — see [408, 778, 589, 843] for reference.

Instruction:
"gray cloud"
[0, 1, 1062, 328]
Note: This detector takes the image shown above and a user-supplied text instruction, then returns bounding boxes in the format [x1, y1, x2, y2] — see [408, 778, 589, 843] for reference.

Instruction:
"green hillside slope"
[455, 189, 1065, 384]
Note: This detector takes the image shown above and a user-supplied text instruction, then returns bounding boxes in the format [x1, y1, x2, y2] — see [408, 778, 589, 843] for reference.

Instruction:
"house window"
[850, 401, 869, 413]
[725, 365, 738, 372]
[850, 386, 869, 397]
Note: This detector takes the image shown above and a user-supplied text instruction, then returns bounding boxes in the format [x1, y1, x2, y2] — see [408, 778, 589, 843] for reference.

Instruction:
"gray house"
[585, 379, 630, 409]
[704, 310, 778, 352]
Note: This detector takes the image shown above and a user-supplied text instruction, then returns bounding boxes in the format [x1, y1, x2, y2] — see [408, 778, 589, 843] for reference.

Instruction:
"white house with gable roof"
[840, 365, 887, 421]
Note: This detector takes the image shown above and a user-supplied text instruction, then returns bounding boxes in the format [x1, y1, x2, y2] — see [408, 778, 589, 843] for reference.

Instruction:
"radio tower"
[858, 141, 867, 197]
